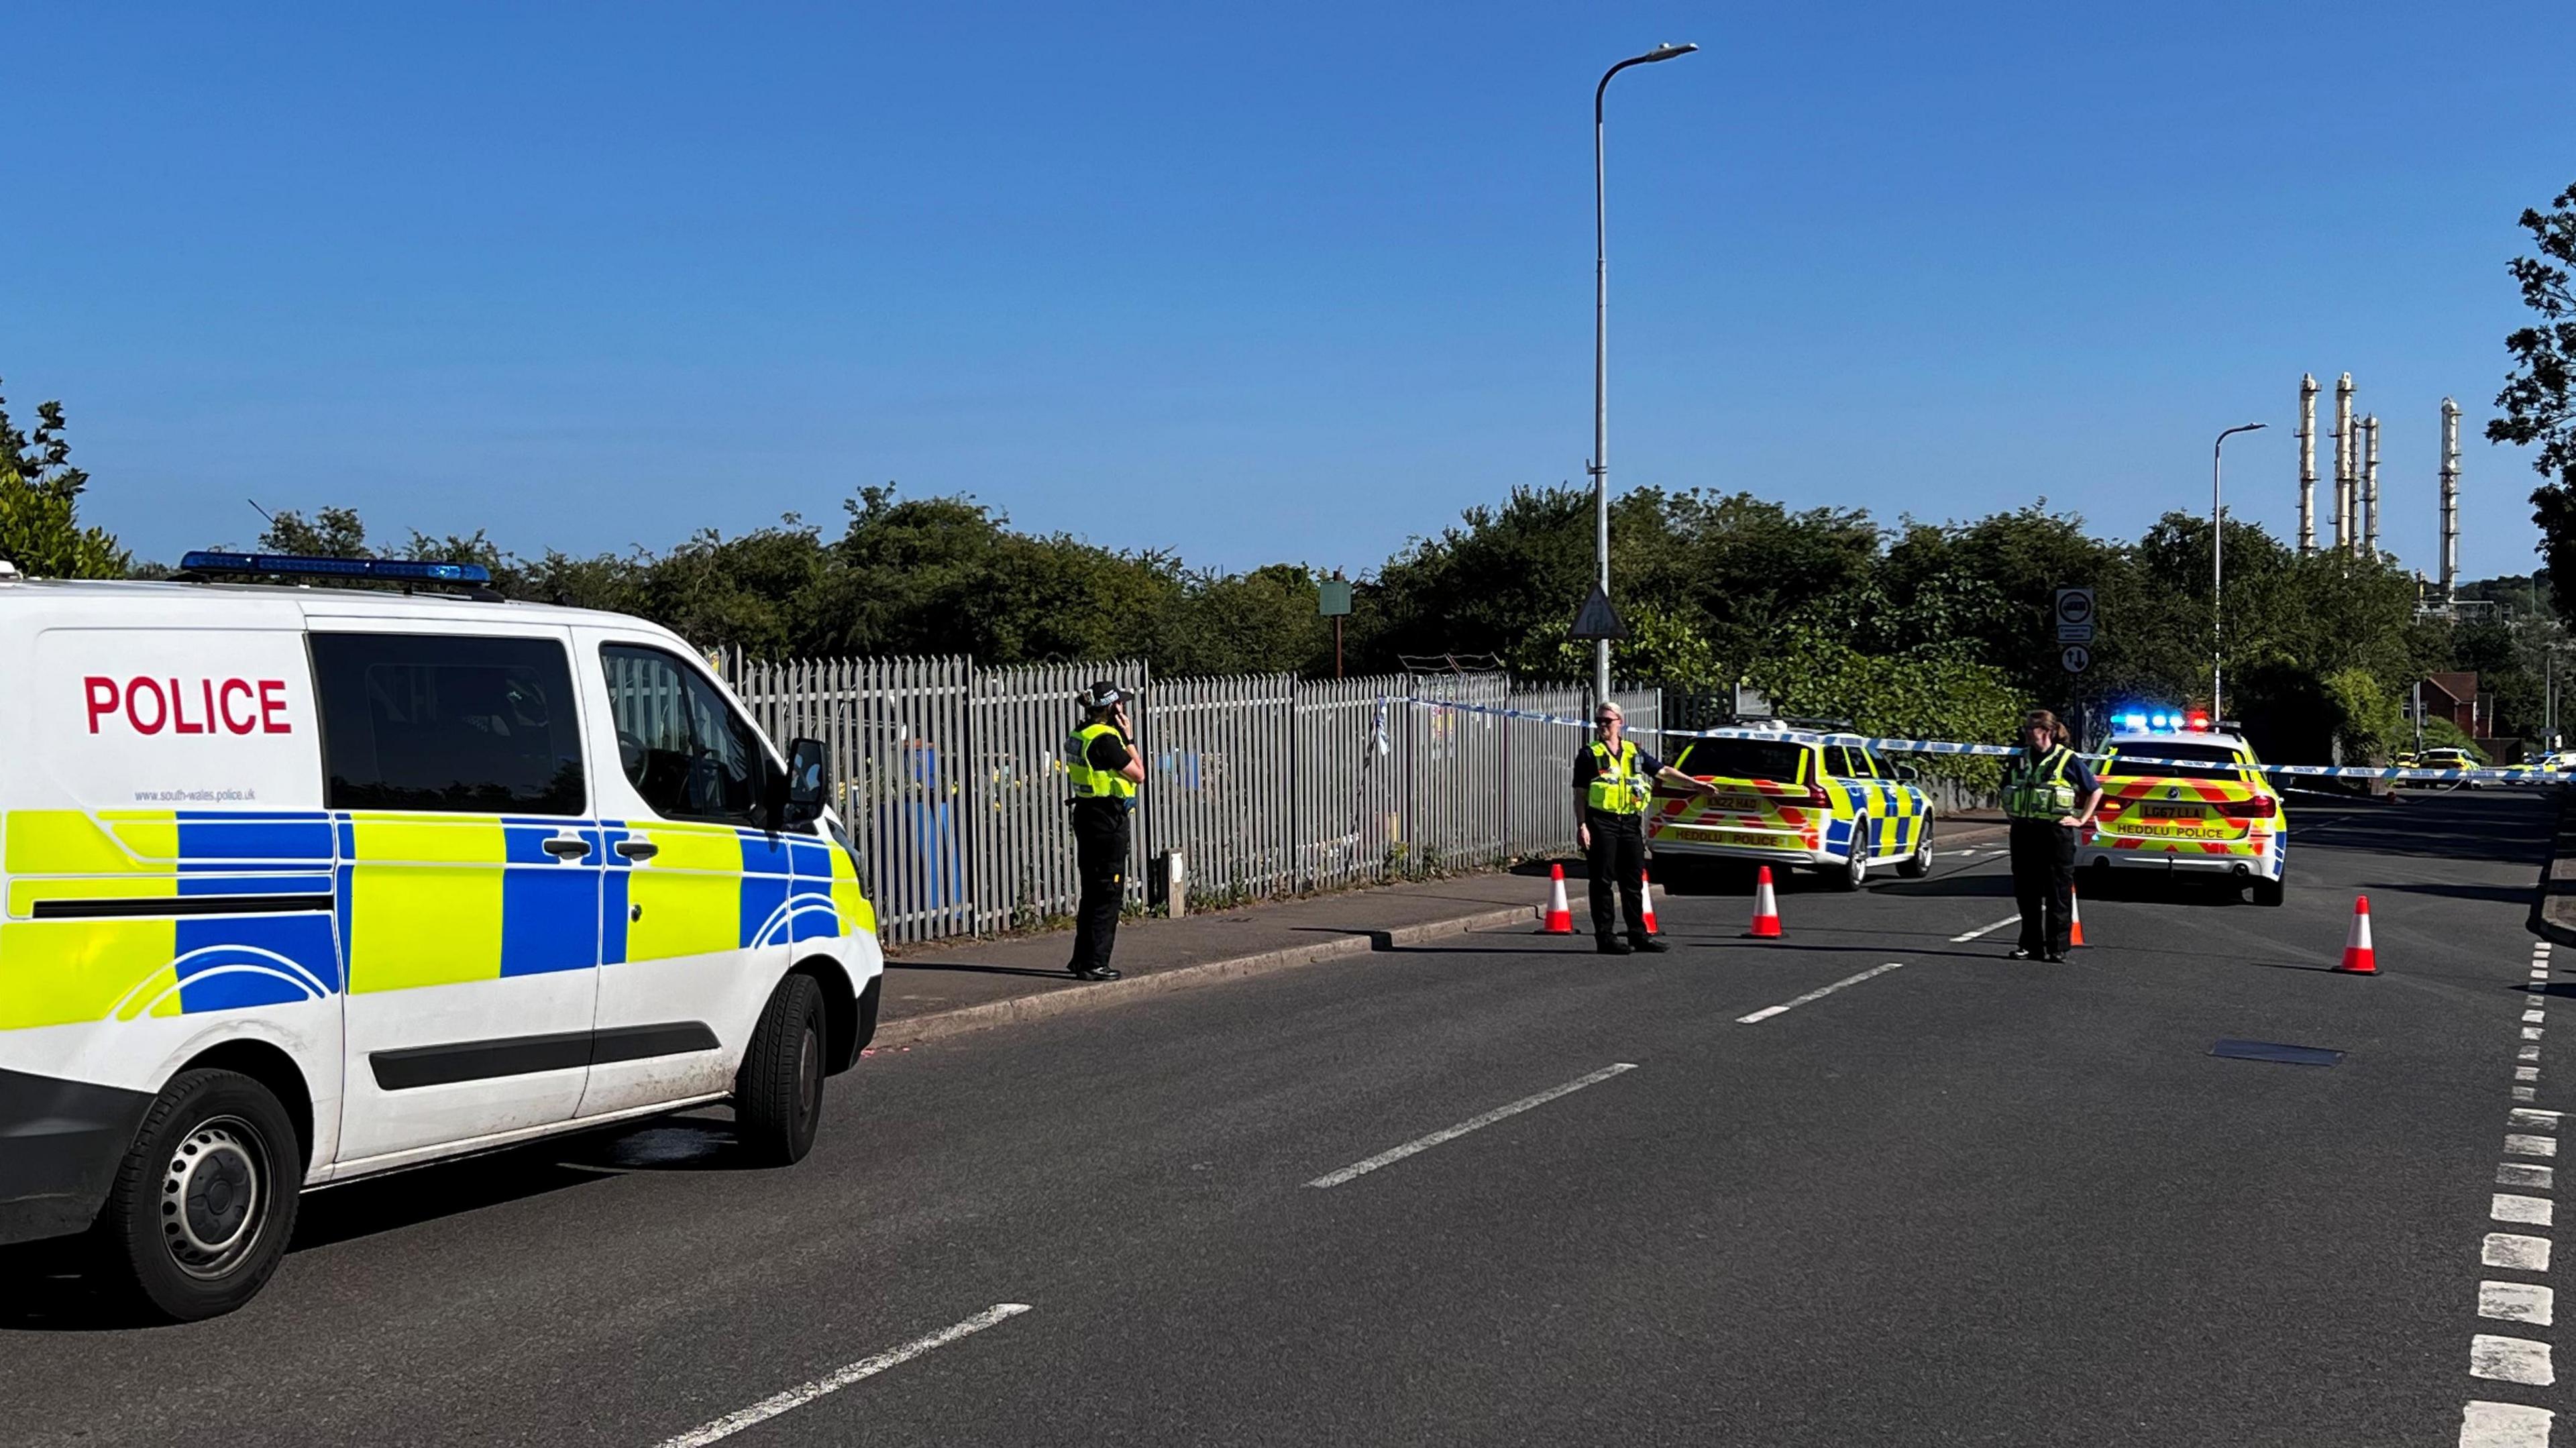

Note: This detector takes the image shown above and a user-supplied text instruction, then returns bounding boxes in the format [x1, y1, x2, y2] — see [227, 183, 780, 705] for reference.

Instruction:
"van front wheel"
[736, 972, 826, 1167]
[93, 1069, 302, 1323]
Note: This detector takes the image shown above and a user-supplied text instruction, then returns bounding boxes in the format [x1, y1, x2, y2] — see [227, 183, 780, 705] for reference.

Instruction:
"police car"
[0, 553, 883, 1321]
[1644, 718, 1935, 889]
[2081, 709, 2286, 905]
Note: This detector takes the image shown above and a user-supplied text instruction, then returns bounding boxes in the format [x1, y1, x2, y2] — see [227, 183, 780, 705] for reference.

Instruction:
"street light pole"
[2211, 423, 2266, 721]
[1591, 41, 1696, 705]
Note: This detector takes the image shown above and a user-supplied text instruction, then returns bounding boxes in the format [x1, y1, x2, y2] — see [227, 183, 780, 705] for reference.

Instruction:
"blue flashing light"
[2120, 712, 2148, 730]
[2148, 712, 2170, 730]
[180, 551, 492, 586]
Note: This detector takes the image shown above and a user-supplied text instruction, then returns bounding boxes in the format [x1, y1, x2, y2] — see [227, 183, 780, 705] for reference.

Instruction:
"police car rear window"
[1672, 738, 1809, 783]
[311, 634, 587, 815]
[2104, 742, 2245, 782]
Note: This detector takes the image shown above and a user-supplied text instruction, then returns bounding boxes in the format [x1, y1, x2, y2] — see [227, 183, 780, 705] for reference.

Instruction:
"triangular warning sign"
[1568, 585, 1629, 642]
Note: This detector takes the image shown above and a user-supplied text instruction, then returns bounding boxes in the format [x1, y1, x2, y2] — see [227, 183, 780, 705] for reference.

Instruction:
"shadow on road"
[0, 1109, 754, 1332]
[2299, 791, 2554, 866]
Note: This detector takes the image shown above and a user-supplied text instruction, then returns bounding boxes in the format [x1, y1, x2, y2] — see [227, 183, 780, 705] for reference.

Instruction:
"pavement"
[2, 798, 2556, 1447]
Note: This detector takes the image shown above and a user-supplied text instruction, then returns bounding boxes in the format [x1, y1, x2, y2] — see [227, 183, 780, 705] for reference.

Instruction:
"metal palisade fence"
[724, 653, 1658, 946]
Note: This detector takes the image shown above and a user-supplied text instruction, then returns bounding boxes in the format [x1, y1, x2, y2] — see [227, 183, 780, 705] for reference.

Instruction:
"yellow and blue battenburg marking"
[0, 808, 871, 1030]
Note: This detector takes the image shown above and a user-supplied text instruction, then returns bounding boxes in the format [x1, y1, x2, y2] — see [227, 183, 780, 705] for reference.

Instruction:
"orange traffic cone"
[1540, 862, 1574, 935]
[2337, 895, 2377, 974]
[1747, 866, 1783, 939]
[2068, 884, 2086, 948]
[1640, 868, 1660, 936]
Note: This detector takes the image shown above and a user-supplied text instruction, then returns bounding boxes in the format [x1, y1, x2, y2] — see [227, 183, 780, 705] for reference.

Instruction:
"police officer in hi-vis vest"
[1572, 700, 1719, 954]
[2002, 708, 2102, 962]
[1066, 681, 1148, 981]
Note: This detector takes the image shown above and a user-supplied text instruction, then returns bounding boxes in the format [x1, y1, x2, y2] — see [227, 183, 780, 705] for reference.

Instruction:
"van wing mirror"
[783, 737, 830, 826]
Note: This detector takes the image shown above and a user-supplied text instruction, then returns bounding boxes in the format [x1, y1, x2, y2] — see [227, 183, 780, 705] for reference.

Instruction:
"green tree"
[2492, 182, 2576, 623]
[257, 506, 372, 559]
[0, 380, 127, 578]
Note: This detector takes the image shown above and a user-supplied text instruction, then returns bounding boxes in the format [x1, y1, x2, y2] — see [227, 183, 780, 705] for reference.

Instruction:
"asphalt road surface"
[4, 791, 2560, 1447]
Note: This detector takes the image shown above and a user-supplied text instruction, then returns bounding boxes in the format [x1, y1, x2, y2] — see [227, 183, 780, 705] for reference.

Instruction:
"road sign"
[2055, 587, 2096, 643]
[1317, 579, 1353, 617]
[2061, 643, 2092, 674]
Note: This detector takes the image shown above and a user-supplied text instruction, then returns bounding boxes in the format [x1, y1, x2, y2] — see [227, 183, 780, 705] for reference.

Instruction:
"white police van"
[0, 553, 883, 1321]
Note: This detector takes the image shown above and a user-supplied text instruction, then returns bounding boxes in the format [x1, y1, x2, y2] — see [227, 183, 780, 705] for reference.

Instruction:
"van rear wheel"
[736, 972, 826, 1167]
[93, 1068, 302, 1323]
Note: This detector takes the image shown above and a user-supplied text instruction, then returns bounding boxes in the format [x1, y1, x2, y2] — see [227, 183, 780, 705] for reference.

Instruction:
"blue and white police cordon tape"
[1391, 695, 2562, 785]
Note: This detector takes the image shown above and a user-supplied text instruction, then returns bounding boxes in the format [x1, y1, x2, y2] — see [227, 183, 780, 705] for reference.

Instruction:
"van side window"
[600, 645, 771, 828]
[311, 634, 586, 815]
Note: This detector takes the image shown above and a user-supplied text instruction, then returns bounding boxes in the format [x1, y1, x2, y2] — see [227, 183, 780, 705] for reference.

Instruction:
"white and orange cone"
[1540, 862, 1574, 935]
[1640, 868, 1661, 936]
[2068, 884, 2086, 948]
[1747, 866, 1783, 939]
[2337, 895, 2377, 974]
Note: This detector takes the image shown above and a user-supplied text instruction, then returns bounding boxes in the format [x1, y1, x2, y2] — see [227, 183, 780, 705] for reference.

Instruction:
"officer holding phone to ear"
[1066, 681, 1148, 981]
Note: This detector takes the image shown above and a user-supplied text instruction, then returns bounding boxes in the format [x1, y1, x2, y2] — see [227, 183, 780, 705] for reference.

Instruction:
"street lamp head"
[1644, 42, 1699, 61]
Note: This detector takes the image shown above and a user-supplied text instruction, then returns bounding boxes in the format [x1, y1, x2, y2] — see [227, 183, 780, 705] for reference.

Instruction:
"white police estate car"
[0, 553, 883, 1320]
[1644, 718, 1935, 889]
[2080, 710, 2286, 905]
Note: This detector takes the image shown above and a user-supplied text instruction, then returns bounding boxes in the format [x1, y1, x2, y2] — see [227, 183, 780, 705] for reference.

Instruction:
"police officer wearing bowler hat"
[1066, 681, 1148, 981]
[1573, 700, 1719, 955]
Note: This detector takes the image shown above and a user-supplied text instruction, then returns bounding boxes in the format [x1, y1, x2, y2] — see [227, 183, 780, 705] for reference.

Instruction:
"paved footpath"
[9, 801, 2557, 1447]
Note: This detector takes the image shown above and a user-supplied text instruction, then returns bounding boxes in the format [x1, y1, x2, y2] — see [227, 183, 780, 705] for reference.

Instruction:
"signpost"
[2054, 587, 2095, 644]
[1318, 576, 1354, 679]
[2055, 588, 2096, 675]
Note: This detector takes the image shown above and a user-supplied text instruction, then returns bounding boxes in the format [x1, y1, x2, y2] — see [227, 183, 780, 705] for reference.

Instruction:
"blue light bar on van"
[180, 551, 492, 585]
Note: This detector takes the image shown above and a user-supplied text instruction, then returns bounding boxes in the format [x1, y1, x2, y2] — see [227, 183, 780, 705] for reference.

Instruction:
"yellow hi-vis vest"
[1585, 739, 1654, 816]
[2004, 744, 2079, 821]
[1067, 721, 1136, 803]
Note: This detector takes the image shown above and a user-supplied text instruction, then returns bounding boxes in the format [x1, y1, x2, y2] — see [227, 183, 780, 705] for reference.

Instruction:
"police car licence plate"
[1714, 793, 1766, 813]
[2140, 803, 2205, 819]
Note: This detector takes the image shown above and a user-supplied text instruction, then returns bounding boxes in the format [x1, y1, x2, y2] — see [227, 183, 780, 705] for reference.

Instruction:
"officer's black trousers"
[1584, 808, 1650, 943]
[2008, 819, 2076, 956]
[1070, 801, 1130, 973]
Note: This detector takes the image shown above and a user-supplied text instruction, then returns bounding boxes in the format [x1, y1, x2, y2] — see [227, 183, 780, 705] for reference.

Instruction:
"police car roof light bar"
[178, 551, 494, 586]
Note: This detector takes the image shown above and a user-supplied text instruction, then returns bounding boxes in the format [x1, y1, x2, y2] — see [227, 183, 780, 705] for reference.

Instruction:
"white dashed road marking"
[2462, 1399, 2555, 1447]
[1305, 1063, 1639, 1189]
[2496, 1194, 2557, 1227]
[652, 1303, 1034, 1448]
[2472, 1334, 2557, 1387]
[2503, 1163, 2557, 1190]
[2509, 1135, 2559, 1159]
[2514, 1110, 2564, 1132]
[1737, 963, 1908, 1024]
[2487, 1234, 2554, 1272]
[1950, 915, 2019, 943]
[2483, 1282, 2557, 1327]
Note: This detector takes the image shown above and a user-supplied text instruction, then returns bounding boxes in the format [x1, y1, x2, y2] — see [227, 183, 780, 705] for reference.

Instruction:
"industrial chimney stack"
[2334, 374, 2357, 555]
[2297, 374, 2318, 555]
[2362, 414, 2380, 559]
[2441, 397, 2461, 602]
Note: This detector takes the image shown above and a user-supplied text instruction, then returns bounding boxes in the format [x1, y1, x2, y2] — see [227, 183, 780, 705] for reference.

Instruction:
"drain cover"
[2211, 1039, 2343, 1067]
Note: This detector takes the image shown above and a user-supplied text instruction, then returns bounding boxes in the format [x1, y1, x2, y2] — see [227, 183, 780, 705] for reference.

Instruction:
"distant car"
[1645, 724, 1933, 889]
[2081, 728, 2286, 905]
[2414, 746, 2485, 788]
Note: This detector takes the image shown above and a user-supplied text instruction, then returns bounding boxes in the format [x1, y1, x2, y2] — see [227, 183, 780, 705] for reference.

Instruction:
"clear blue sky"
[10, 2, 2573, 581]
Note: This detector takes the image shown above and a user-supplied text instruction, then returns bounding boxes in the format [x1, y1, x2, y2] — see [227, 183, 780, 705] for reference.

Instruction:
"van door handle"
[543, 836, 592, 859]
[615, 840, 659, 860]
